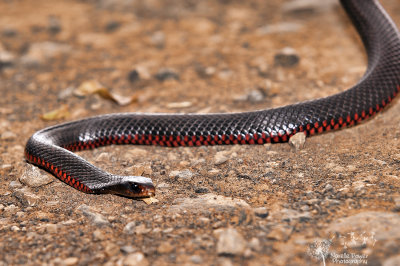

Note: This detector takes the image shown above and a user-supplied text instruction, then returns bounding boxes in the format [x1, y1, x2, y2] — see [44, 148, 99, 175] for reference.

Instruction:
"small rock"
[323, 183, 334, 193]
[236, 89, 266, 102]
[134, 224, 151, 235]
[289, 132, 306, 150]
[10, 225, 20, 231]
[0, 50, 16, 68]
[105, 20, 121, 32]
[166, 101, 192, 108]
[21, 41, 71, 66]
[93, 230, 106, 241]
[257, 22, 302, 35]
[151, 31, 165, 48]
[274, 47, 300, 67]
[123, 221, 136, 235]
[155, 68, 179, 81]
[120, 245, 136, 254]
[190, 255, 203, 264]
[20, 165, 54, 188]
[267, 225, 293, 241]
[157, 242, 174, 254]
[214, 151, 229, 165]
[48, 16, 62, 34]
[194, 187, 209, 193]
[123, 252, 149, 266]
[277, 208, 311, 222]
[217, 69, 233, 80]
[282, 0, 337, 15]
[127, 69, 140, 83]
[2, 28, 17, 37]
[12, 188, 40, 207]
[248, 238, 262, 252]
[45, 223, 58, 234]
[253, 207, 269, 218]
[105, 243, 120, 257]
[77, 204, 110, 227]
[1, 131, 16, 140]
[9, 180, 22, 189]
[64, 257, 79, 266]
[216, 228, 246, 256]
[169, 169, 194, 179]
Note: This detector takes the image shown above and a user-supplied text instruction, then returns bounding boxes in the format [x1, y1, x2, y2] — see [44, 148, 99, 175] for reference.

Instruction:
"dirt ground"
[1, 0, 400, 265]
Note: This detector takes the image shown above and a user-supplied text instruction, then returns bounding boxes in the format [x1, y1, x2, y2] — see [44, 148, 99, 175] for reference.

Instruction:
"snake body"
[25, 0, 400, 198]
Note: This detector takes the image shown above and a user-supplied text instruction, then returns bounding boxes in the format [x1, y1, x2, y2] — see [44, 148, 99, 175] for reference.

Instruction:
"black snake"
[25, 0, 400, 198]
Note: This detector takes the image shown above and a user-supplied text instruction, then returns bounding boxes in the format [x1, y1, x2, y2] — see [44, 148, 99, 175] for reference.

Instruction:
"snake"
[25, 0, 400, 198]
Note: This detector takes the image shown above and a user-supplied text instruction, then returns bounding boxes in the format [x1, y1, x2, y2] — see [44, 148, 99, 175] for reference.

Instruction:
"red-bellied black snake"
[25, 0, 400, 198]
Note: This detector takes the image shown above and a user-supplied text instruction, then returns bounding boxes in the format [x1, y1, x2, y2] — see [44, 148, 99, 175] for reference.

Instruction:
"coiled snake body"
[25, 0, 400, 198]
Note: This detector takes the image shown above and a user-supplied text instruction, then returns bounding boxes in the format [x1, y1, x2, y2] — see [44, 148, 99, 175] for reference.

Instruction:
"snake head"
[102, 176, 155, 198]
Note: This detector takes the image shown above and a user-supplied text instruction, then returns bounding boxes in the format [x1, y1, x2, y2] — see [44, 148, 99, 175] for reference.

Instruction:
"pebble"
[21, 41, 72, 66]
[120, 245, 136, 254]
[105, 242, 120, 257]
[277, 208, 311, 222]
[123, 252, 149, 266]
[127, 69, 140, 83]
[77, 204, 110, 227]
[1, 131, 16, 140]
[45, 223, 58, 234]
[274, 47, 300, 67]
[288, 132, 306, 150]
[282, 0, 337, 14]
[12, 188, 40, 207]
[20, 164, 53, 188]
[257, 22, 302, 35]
[236, 89, 265, 102]
[123, 221, 136, 235]
[253, 207, 269, 219]
[190, 255, 203, 264]
[214, 151, 229, 165]
[64, 257, 79, 266]
[105, 20, 121, 32]
[155, 68, 179, 81]
[166, 101, 192, 108]
[157, 242, 174, 254]
[267, 225, 293, 241]
[48, 16, 62, 34]
[93, 230, 106, 241]
[151, 31, 165, 48]
[248, 237, 262, 252]
[134, 224, 151, 235]
[169, 169, 194, 180]
[215, 228, 246, 256]
[0, 50, 16, 68]
[9, 180, 22, 189]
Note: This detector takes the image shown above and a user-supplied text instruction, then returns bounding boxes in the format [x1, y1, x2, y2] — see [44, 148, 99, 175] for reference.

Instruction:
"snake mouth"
[101, 181, 156, 198]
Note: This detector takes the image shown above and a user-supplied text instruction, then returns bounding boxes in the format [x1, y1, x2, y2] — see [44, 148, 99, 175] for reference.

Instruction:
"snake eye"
[129, 182, 143, 194]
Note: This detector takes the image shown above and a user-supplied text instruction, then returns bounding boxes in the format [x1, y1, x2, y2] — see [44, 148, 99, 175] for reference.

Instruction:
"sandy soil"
[1, 0, 400, 265]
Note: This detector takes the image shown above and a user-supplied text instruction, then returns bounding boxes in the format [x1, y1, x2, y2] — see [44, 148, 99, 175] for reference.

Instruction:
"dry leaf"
[74, 80, 137, 106]
[141, 197, 159, 205]
[40, 105, 70, 121]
